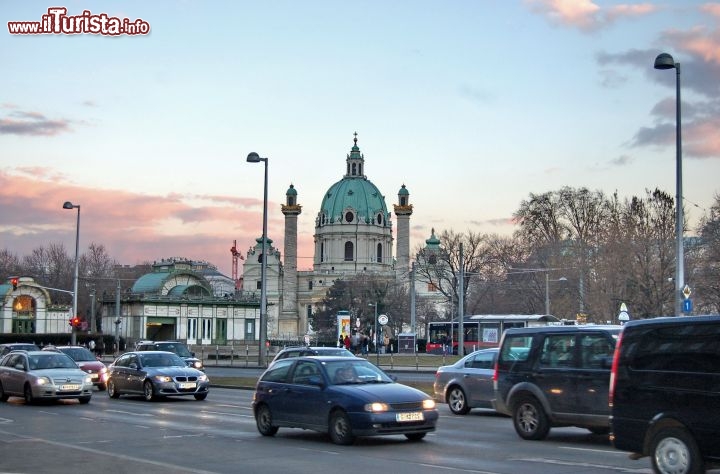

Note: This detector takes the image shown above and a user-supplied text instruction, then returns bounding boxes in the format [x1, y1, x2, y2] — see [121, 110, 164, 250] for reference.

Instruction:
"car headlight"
[153, 375, 172, 383]
[364, 402, 389, 412]
[422, 399, 436, 410]
[99, 367, 108, 375]
[35, 376, 51, 386]
[84, 376, 94, 385]
[198, 374, 208, 382]
[193, 361, 203, 369]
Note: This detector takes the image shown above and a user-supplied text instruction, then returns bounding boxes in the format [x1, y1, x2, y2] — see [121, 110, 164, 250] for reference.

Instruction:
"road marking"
[513, 457, 651, 473]
[559, 446, 632, 456]
[105, 409, 152, 417]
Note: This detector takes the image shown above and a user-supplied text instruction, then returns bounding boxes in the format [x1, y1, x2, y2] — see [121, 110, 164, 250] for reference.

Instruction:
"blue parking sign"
[682, 298, 692, 313]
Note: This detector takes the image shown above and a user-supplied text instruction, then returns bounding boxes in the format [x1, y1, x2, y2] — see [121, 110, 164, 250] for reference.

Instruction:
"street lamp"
[247, 152, 269, 365]
[545, 274, 568, 316]
[654, 52, 684, 316]
[369, 302, 379, 365]
[63, 201, 80, 345]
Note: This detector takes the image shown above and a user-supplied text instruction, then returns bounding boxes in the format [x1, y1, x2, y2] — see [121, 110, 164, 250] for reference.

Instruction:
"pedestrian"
[88, 339, 96, 354]
[343, 334, 351, 350]
[338, 334, 344, 348]
[361, 334, 368, 356]
[97, 338, 105, 357]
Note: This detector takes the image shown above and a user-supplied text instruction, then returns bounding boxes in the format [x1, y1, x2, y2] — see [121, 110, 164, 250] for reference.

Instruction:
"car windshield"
[29, 354, 78, 370]
[325, 360, 393, 385]
[60, 347, 95, 362]
[156, 343, 192, 358]
[140, 353, 186, 368]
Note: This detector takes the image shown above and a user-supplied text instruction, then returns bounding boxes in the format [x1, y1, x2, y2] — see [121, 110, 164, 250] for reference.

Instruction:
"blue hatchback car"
[252, 356, 438, 445]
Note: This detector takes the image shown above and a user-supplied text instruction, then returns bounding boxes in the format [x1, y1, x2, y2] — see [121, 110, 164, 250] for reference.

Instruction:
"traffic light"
[70, 316, 80, 328]
[11, 277, 18, 290]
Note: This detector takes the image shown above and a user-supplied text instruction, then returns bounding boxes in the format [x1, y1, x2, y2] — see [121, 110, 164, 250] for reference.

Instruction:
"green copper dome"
[318, 135, 390, 226]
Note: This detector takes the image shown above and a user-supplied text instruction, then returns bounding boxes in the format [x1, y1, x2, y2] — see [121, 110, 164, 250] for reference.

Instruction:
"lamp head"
[247, 152, 261, 163]
[654, 53, 676, 70]
[63, 201, 75, 209]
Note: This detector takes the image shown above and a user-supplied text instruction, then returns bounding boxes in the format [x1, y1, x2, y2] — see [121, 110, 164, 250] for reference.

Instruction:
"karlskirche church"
[238, 134, 428, 339]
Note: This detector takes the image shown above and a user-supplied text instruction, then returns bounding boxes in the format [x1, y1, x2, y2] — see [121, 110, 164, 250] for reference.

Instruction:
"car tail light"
[608, 332, 623, 407]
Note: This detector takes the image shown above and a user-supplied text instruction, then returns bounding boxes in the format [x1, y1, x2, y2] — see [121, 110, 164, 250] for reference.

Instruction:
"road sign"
[683, 298, 692, 313]
[378, 314, 388, 325]
[683, 285, 691, 299]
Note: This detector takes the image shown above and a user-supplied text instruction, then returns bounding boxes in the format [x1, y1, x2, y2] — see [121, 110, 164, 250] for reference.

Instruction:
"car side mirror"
[191, 352, 196, 357]
[308, 375, 324, 387]
[14, 363, 25, 371]
[129, 363, 138, 370]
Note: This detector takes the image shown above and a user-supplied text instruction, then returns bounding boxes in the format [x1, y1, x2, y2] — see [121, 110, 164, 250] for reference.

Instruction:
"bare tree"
[0, 249, 21, 281]
[694, 193, 720, 313]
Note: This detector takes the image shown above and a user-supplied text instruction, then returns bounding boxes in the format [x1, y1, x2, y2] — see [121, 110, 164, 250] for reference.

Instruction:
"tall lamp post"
[247, 152, 269, 365]
[369, 303, 378, 365]
[63, 201, 80, 345]
[545, 274, 568, 316]
[654, 52, 683, 316]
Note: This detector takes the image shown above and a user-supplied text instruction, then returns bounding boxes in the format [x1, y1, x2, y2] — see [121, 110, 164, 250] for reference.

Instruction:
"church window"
[400, 196, 407, 206]
[258, 253, 264, 264]
[376, 243, 382, 263]
[344, 242, 354, 261]
[256, 281, 262, 290]
[345, 211, 354, 223]
[288, 196, 295, 206]
[428, 254, 437, 265]
[351, 163, 357, 175]
[308, 281, 313, 290]
[376, 213, 383, 225]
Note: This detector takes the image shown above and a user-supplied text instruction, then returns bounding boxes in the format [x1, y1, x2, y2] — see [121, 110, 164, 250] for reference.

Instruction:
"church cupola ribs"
[345, 132, 365, 179]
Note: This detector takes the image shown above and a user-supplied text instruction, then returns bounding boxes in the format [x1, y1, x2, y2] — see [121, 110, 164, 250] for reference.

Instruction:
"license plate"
[90, 374, 99, 379]
[178, 382, 196, 389]
[60, 384, 81, 391]
[396, 412, 424, 422]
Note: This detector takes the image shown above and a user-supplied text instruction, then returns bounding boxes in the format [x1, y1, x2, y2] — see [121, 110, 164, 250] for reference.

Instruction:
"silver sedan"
[433, 348, 498, 415]
[0, 351, 94, 404]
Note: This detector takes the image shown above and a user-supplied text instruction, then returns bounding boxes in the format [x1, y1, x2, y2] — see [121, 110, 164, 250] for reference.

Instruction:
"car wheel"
[255, 404, 278, 436]
[513, 396, 550, 440]
[405, 433, 427, 442]
[447, 386, 470, 415]
[23, 384, 35, 405]
[329, 410, 355, 445]
[194, 393, 207, 401]
[0, 382, 8, 402]
[142, 380, 155, 401]
[78, 396, 91, 404]
[107, 379, 120, 399]
[651, 426, 704, 474]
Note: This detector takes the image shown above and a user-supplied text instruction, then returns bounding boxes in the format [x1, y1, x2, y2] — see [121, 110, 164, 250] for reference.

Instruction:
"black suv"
[135, 341, 204, 371]
[493, 325, 621, 440]
[610, 315, 720, 474]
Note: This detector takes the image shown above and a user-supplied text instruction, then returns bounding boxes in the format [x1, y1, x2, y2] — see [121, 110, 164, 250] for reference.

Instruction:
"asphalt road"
[0, 386, 679, 474]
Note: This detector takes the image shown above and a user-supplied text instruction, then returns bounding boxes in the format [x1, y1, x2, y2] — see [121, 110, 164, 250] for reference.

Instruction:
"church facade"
[239, 135, 442, 340]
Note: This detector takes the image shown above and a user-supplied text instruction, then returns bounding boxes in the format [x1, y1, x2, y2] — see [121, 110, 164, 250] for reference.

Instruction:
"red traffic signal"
[11, 277, 18, 290]
[70, 317, 80, 328]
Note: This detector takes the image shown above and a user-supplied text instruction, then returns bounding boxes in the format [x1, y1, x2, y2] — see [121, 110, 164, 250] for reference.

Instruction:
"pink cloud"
[0, 170, 307, 277]
[526, 0, 656, 32]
